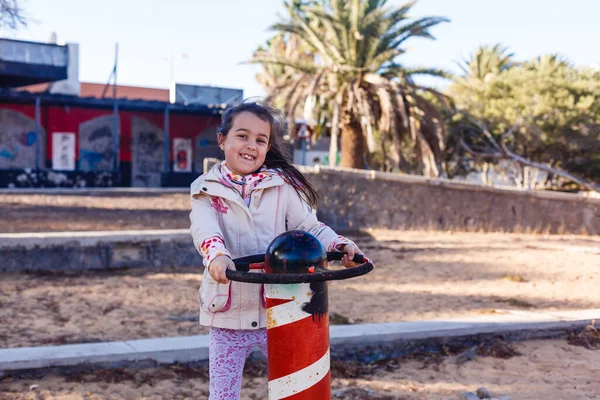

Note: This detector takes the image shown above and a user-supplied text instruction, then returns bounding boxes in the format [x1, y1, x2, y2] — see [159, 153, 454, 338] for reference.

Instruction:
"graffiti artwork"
[79, 115, 117, 172]
[0, 109, 43, 169]
[131, 116, 164, 187]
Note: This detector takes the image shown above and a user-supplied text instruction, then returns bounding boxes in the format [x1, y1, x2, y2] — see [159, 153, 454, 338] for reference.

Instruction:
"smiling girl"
[189, 101, 369, 399]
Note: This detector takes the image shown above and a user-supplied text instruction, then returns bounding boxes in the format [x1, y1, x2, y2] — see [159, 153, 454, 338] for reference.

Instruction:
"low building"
[0, 38, 244, 188]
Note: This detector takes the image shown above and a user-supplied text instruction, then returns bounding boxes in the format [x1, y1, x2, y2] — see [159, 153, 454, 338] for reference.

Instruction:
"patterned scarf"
[219, 161, 275, 205]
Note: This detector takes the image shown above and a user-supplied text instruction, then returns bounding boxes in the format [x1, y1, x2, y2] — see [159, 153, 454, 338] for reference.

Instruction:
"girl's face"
[218, 111, 271, 176]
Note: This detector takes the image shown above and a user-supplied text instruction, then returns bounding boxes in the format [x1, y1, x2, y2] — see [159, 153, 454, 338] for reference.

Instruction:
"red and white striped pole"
[227, 231, 371, 399]
[265, 281, 331, 399]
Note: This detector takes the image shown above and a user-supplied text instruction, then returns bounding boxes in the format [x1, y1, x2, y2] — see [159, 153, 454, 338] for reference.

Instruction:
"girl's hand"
[340, 243, 369, 268]
[208, 255, 235, 283]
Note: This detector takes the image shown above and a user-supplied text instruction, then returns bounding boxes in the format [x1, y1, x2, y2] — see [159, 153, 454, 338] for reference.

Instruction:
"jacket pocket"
[199, 277, 232, 313]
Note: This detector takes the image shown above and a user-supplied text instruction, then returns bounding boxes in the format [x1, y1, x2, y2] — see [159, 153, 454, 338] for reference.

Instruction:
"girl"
[189, 101, 369, 399]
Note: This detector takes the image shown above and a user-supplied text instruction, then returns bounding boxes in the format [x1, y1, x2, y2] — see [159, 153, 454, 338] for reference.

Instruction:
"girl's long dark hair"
[217, 101, 319, 208]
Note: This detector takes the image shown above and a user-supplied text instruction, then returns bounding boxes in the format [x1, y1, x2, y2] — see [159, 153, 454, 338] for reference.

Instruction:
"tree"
[448, 49, 600, 192]
[456, 43, 517, 82]
[0, 0, 27, 30]
[251, 0, 450, 175]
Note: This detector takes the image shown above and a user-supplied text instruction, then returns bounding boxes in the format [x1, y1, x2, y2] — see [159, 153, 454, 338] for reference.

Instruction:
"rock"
[460, 392, 480, 400]
[476, 387, 491, 398]
[122, 388, 141, 400]
[456, 346, 478, 364]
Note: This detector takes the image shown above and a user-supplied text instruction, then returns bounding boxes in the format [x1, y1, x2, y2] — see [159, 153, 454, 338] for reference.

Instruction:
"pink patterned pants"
[209, 327, 268, 399]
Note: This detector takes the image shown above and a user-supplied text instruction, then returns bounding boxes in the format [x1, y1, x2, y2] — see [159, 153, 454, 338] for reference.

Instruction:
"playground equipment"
[227, 230, 373, 400]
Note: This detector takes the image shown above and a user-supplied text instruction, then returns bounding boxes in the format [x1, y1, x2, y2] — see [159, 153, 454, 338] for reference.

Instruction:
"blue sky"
[8, 0, 599, 98]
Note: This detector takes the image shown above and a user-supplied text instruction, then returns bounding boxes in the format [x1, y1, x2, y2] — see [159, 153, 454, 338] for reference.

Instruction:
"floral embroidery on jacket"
[211, 197, 229, 214]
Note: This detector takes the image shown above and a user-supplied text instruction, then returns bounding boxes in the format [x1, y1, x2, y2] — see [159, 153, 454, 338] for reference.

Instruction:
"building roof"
[0, 39, 68, 87]
[18, 82, 170, 102]
[80, 82, 170, 102]
[0, 88, 225, 116]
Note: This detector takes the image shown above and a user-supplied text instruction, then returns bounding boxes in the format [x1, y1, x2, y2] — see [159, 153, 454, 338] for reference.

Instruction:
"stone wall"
[300, 166, 600, 235]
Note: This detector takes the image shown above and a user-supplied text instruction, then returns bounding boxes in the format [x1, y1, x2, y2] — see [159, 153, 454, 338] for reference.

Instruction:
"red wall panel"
[0, 102, 221, 166]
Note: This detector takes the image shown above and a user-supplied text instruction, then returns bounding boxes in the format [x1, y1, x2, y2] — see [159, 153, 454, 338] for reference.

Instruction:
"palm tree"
[457, 44, 516, 82]
[253, 33, 310, 106]
[251, 0, 450, 175]
[523, 54, 571, 73]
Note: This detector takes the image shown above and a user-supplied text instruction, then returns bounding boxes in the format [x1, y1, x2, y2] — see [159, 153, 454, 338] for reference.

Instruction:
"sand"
[1, 337, 599, 399]
[1, 229, 599, 349]
[1, 192, 599, 399]
[0, 192, 191, 233]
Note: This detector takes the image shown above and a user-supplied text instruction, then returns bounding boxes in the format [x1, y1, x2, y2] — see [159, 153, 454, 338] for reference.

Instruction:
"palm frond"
[386, 16, 450, 49]
[249, 53, 320, 74]
[383, 65, 451, 80]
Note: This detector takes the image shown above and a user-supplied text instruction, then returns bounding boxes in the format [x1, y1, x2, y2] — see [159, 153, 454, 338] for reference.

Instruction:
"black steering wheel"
[225, 252, 373, 284]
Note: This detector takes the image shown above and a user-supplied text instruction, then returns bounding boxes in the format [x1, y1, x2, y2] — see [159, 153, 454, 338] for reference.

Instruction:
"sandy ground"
[0, 192, 190, 233]
[1, 337, 599, 399]
[1, 192, 600, 399]
[1, 229, 599, 349]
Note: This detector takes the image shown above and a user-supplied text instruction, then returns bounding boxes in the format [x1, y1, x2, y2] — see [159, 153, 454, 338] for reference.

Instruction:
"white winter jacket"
[189, 164, 350, 330]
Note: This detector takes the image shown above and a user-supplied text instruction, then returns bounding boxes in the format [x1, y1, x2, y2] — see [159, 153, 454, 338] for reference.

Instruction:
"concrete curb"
[1, 309, 597, 374]
[0, 230, 203, 272]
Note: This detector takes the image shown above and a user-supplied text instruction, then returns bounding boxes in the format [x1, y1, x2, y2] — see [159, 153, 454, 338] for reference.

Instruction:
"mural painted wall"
[0, 109, 45, 169]
[0, 101, 220, 187]
[78, 115, 117, 172]
[131, 116, 164, 187]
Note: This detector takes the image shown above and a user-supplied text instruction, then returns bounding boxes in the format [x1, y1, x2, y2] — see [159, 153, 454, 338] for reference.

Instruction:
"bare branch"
[458, 139, 502, 161]
[501, 144, 600, 193]
[458, 118, 600, 193]
[0, 0, 27, 30]
[461, 113, 504, 153]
